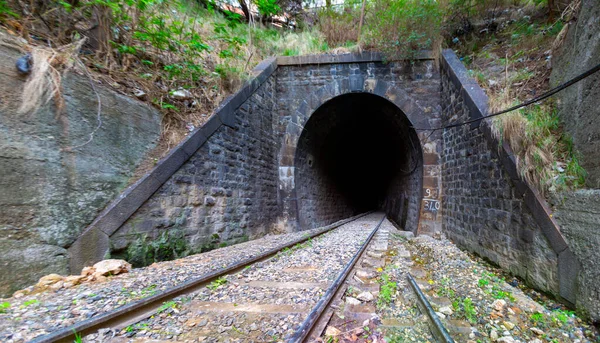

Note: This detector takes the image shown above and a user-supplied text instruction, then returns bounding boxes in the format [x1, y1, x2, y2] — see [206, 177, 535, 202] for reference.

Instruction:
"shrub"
[256, 0, 281, 18]
[492, 101, 586, 194]
[126, 230, 189, 267]
[317, 4, 360, 46]
[362, 0, 443, 59]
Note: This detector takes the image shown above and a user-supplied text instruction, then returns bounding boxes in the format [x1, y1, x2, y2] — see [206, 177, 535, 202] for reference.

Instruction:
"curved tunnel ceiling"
[294, 93, 423, 229]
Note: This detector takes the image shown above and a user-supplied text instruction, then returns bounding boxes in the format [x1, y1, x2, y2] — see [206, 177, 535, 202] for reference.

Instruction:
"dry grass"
[489, 88, 584, 195]
[18, 39, 85, 115]
[317, 8, 360, 46]
[491, 110, 553, 195]
[459, 2, 587, 195]
[269, 28, 329, 55]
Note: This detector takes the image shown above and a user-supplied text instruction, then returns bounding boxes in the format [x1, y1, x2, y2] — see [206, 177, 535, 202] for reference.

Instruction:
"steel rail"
[288, 214, 386, 342]
[29, 212, 373, 343]
[407, 273, 455, 343]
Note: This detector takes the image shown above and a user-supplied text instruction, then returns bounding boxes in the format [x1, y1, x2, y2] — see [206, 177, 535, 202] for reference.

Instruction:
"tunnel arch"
[292, 92, 424, 231]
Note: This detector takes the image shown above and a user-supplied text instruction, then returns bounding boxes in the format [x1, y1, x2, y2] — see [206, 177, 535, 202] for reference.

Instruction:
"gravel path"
[95, 213, 385, 342]
[324, 219, 436, 343]
[4, 214, 595, 343]
[403, 234, 599, 343]
[321, 222, 599, 343]
[0, 215, 366, 343]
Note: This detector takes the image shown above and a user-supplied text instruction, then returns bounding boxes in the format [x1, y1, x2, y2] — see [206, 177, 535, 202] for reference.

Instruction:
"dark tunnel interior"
[295, 93, 423, 230]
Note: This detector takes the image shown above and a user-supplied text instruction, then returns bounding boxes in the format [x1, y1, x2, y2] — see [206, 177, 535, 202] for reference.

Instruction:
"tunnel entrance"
[294, 93, 423, 231]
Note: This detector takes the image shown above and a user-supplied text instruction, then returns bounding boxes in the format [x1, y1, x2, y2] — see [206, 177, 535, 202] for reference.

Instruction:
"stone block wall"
[440, 50, 562, 296]
[66, 54, 445, 287]
[274, 57, 442, 233]
[111, 77, 280, 255]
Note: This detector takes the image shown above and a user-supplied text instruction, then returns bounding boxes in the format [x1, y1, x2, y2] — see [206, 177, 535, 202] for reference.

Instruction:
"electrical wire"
[411, 62, 600, 132]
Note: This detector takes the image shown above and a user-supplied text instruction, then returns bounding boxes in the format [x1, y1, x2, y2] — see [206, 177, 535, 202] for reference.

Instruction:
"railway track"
[30, 212, 453, 343]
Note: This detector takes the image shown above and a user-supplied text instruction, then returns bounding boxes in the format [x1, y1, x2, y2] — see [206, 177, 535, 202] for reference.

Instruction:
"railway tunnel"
[294, 93, 424, 231]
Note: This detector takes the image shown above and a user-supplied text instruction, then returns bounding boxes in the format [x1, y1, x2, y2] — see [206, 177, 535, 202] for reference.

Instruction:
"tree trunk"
[548, 0, 557, 22]
[357, 0, 367, 44]
[238, 0, 251, 22]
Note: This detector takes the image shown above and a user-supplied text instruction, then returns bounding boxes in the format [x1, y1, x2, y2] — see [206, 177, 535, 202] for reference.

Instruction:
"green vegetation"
[126, 230, 189, 267]
[453, 0, 585, 195]
[530, 309, 576, 329]
[531, 311, 546, 323]
[377, 273, 397, 309]
[121, 284, 158, 299]
[451, 297, 478, 324]
[0, 0, 18, 21]
[1, 0, 329, 146]
[363, 0, 442, 59]
[463, 297, 477, 324]
[437, 277, 456, 298]
[157, 300, 177, 313]
[73, 330, 82, 343]
[279, 237, 315, 257]
[476, 270, 515, 301]
[0, 302, 10, 314]
[494, 104, 586, 194]
[552, 309, 574, 325]
[21, 299, 39, 308]
[207, 276, 228, 290]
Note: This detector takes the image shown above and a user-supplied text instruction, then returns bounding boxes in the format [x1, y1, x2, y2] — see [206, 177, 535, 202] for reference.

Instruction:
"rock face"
[551, 0, 600, 187]
[551, 190, 600, 322]
[0, 42, 161, 297]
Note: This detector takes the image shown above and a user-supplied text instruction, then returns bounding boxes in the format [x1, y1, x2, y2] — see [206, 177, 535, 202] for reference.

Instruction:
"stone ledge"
[441, 48, 579, 305]
[276, 51, 433, 66]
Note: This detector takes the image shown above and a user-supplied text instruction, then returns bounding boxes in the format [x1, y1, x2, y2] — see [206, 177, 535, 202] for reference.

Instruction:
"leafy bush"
[362, 0, 442, 58]
[256, 0, 281, 18]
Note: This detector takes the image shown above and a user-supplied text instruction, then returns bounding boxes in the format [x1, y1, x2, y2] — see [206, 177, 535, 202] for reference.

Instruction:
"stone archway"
[276, 75, 442, 234]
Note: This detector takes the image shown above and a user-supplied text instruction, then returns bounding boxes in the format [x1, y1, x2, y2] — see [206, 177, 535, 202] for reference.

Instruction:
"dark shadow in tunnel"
[295, 93, 423, 230]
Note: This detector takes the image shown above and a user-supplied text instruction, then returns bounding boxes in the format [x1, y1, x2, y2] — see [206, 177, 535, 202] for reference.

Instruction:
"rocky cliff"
[0, 38, 162, 297]
[551, 0, 600, 188]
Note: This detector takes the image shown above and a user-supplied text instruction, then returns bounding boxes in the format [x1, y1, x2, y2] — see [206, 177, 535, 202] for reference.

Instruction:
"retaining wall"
[440, 49, 579, 305]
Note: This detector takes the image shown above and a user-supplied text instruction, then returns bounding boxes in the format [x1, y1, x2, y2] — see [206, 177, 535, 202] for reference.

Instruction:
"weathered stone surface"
[68, 227, 110, 274]
[111, 77, 280, 255]
[356, 291, 374, 302]
[440, 49, 560, 296]
[0, 44, 161, 296]
[551, 190, 600, 321]
[275, 60, 442, 234]
[0, 239, 68, 297]
[551, 0, 600, 187]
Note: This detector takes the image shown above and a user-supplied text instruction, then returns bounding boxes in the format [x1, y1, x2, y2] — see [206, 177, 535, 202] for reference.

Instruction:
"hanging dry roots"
[18, 38, 86, 115]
